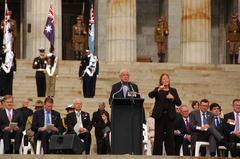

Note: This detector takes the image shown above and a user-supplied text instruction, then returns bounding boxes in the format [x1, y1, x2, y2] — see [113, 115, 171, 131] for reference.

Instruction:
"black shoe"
[210, 152, 216, 157]
[15, 150, 19, 154]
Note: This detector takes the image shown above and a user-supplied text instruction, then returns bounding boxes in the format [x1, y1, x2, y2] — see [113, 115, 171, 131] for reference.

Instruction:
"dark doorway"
[0, 0, 22, 59]
[62, 0, 91, 60]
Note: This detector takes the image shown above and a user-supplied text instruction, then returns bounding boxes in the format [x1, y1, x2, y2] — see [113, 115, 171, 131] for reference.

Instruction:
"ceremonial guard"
[0, 45, 16, 96]
[32, 48, 47, 97]
[72, 15, 87, 60]
[45, 47, 58, 97]
[79, 50, 99, 98]
[154, 16, 169, 63]
[226, 14, 240, 64]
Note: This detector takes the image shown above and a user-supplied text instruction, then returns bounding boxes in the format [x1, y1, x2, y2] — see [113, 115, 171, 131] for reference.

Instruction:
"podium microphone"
[129, 82, 140, 97]
[110, 86, 123, 105]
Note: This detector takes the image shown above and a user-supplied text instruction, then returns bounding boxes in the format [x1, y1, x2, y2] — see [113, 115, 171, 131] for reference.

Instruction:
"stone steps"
[12, 60, 240, 117]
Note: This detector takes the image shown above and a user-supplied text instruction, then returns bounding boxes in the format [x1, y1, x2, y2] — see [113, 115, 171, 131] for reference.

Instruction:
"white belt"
[36, 69, 45, 71]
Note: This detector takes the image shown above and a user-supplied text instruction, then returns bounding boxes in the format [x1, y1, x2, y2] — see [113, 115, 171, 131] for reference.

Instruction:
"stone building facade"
[0, 0, 239, 64]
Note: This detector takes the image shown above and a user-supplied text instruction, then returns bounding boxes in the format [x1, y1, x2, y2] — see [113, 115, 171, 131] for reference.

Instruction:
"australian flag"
[88, 4, 94, 54]
[44, 5, 55, 48]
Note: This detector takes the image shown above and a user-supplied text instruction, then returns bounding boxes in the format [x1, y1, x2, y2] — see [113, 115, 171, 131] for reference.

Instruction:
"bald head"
[179, 105, 189, 118]
[119, 69, 129, 83]
[73, 98, 82, 112]
[22, 98, 29, 108]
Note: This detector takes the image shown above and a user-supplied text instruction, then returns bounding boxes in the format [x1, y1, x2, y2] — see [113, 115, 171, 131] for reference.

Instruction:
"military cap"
[39, 47, 45, 52]
[77, 15, 83, 20]
[65, 104, 74, 111]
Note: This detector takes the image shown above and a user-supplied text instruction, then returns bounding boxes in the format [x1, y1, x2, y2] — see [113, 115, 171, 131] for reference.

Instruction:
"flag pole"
[2, 0, 7, 47]
[82, 0, 85, 17]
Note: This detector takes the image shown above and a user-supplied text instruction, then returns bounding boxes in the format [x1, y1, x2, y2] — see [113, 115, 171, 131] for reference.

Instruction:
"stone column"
[106, 0, 136, 63]
[181, 0, 211, 64]
[96, 0, 107, 62]
[25, 0, 62, 59]
[168, 0, 182, 63]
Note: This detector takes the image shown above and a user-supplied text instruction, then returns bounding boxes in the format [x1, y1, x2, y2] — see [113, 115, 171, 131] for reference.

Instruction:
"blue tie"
[215, 117, 220, 127]
[202, 112, 208, 125]
[46, 112, 51, 125]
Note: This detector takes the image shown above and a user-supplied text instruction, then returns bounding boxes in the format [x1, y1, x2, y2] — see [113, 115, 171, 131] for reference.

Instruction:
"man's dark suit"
[109, 81, 139, 105]
[174, 114, 184, 155]
[181, 116, 191, 156]
[189, 110, 223, 156]
[66, 111, 92, 154]
[0, 109, 24, 153]
[17, 107, 33, 125]
[223, 112, 240, 157]
[31, 109, 65, 154]
[174, 114, 191, 155]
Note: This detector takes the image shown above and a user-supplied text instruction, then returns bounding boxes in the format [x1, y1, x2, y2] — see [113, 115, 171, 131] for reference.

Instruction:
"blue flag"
[88, 4, 94, 54]
[44, 5, 55, 48]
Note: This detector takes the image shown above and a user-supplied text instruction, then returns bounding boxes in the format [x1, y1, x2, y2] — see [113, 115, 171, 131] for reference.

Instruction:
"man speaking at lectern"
[109, 69, 140, 105]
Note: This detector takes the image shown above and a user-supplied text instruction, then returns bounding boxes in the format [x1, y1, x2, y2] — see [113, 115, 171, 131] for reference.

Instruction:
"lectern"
[111, 98, 144, 155]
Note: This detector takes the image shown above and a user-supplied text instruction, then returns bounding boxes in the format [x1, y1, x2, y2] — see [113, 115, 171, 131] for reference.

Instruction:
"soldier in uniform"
[45, 47, 58, 97]
[226, 14, 240, 64]
[32, 48, 47, 97]
[79, 50, 99, 98]
[154, 16, 169, 63]
[0, 11, 17, 51]
[0, 45, 16, 96]
[72, 15, 87, 60]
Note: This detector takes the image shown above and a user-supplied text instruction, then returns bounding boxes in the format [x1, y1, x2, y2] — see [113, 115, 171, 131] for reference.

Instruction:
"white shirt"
[75, 111, 83, 128]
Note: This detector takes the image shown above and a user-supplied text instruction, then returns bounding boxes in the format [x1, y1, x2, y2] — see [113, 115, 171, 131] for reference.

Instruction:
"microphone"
[129, 82, 135, 92]
[110, 85, 123, 105]
[128, 82, 139, 97]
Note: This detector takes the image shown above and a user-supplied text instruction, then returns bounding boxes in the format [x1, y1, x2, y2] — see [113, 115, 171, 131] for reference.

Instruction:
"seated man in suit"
[31, 97, 65, 154]
[66, 98, 92, 154]
[190, 99, 227, 156]
[209, 103, 228, 157]
[174, 107, 184, 156]
[223, 98, 240, 157]
[0, 95, 24, 154]
[179, 105, 191, 156]
[108, 69, 140, 105]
